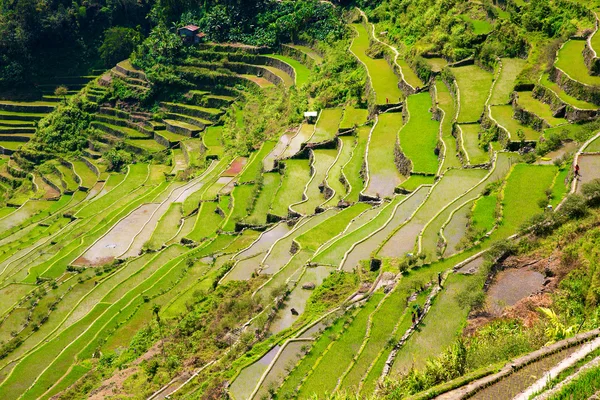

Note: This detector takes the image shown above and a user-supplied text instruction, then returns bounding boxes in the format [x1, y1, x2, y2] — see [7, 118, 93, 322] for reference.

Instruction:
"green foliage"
[190, 0, 346, 47]
[303, 271, 360, 318]
[30, 96, 93, 153]
[131, 24, 186, 71]
[0, 0, 151, 88]
[99, 27, 143, 67]
[104, 149, 134, 172]
[582, 179, 600, 208]
[307, 41, 367, 109]
[559, 194, 589, 220]
[222, 87, 305, 154]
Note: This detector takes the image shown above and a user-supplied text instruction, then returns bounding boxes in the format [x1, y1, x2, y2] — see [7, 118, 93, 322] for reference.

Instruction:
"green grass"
[245, 172, 281, 225]
[391, 273, 475, 375]
[296, 202, 371, 252]
[350, 23, 403, 105]
[266, 54, 311, 86]
[187, 201, 223, 242]
[287, 44, 323, 63]
[339, 106, 369, 131]
[147, 203, 183, 250]
[55, 163, 79, 191]
[344, 288, 429, 393]
[398, 174, 435, 191]
[398, 58, 423, 88]
[293, 149, 338, 215]
[490, 105, 540, 141]
[360, 289, 430, 396]
[550, 168, 569, 207]
[436, 78, 461, 169]
[0, 141, 25, 150]
[547, 365, 600, 399]
[203, 126, 224, 157]
[322, 136, 355, 207]
[264, 65, 295, 87]
[157, 130, 189, 143]
[452, 64, 494, 123]
[126, 139, 167, 152]
[491, 164, 558, 239]
[270, 159, 311, 217]
[343, 126, 369, 202]
[311, 108, 344, 143]
[425, 57, 448, 72]
[366, 112, 405, 197]
[458, 124, 490, 165]
[490, 58, 527, 105]
[540, 73, 599, 110]
[312, 196, 403, 266]
[517, 91, 568, 127]
[460, 14, 494, 35]
[182, 159, 228, 215]
[586, 134, 600, 152]
[399, 93, 440, 174]
[238, 141, 276, 183]
[298, 293, 385, 398]
[223, 183, 255, 231]
[71, 160, 97, 188]
[556, 40, 600, 87]
[76, 164, 148, 218]
[472, 195, 497, 232]
[277, 314, 348, 398]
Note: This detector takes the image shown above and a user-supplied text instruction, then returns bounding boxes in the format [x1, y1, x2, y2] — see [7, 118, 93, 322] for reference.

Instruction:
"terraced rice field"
[339, 106, 369, 131]
[489, 58, 527, 105]
[271, 159, 311, 217]
[292, 149, 338, 215]
[539, 73, 600, 110]
[397, 58, 423, 88]
[516, 91, 567, 126]
[311, 108, 343, 143]
[435, 78, 461, 169]
[365, 112, 405, 198]
[458, 124, 490, 165]
[556, 40, 600, 87]
[350, 23, 403, 105]
[321, 136, 354, 208]
[267, 54, 312, 86]
[489, 105, 539, 141]
[452, 64, 494, 123]
[343, 126, 369, 202]
[399, 92, 440, 174]
[2, 27, 599, 400]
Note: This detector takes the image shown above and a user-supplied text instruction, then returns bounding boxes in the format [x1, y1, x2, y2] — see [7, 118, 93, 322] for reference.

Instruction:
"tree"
[54, 86, 68, 103]
[99, 27, 142, 67]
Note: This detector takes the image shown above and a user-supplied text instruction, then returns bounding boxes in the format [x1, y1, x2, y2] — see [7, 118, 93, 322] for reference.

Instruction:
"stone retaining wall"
[550, 65, 600, 106]
[532, 84, 600, 122]
[512, 93, 549, 131]
[154, 132, 173, 147]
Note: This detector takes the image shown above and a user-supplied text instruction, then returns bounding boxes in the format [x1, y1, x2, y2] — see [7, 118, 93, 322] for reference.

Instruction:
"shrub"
[559, 194, 589, 220]
[99, 27, 142, 67]
[582, 179, 600, 207]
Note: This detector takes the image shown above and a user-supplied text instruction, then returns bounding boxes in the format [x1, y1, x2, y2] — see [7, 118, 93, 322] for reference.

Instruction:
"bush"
[99, 27, 142, 67]
[582, 179, 600, 207]
[559, 194, 589, 220]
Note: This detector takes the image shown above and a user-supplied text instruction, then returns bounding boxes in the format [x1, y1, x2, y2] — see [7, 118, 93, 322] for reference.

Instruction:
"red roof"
[195, 32, 206, 38]
[180, 24, 200, 32]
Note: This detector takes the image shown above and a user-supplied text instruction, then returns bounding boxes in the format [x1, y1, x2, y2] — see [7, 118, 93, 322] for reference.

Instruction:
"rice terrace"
[3, 0, 600, 399]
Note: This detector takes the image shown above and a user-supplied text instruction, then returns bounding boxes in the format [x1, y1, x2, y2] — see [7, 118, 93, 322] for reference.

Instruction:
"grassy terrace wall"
[552, 40, 600, 106]
[533, 80, 600, 122]
[349, 22, 402, 107]
[182, 60, 285, 87]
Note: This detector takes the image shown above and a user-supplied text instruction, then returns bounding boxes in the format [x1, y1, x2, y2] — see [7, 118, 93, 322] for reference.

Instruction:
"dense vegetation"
[3, 0, 600, 399]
